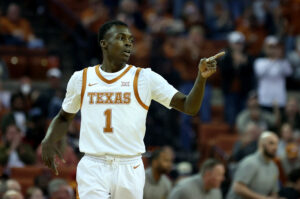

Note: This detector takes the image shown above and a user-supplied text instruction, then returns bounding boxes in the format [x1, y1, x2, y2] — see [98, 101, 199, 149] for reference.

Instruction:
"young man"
[41, 20, 224, 199]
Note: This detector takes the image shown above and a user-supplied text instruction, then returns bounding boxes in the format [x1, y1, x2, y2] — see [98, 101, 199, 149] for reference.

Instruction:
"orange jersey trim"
[76, 185, 80, 199]
[95, 64, 133, 84]
[134, 68, 149, 110]
[80, 68, 88, 108]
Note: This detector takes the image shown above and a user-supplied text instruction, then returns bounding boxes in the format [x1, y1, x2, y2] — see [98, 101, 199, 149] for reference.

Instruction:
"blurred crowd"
[0, 0, 300, 198]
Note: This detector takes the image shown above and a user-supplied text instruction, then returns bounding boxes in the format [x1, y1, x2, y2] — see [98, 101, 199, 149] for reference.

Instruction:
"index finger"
[207, 51, 225, 62]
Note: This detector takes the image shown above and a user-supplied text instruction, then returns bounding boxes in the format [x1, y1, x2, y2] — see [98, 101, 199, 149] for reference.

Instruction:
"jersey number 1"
[104, 109, 113, 133]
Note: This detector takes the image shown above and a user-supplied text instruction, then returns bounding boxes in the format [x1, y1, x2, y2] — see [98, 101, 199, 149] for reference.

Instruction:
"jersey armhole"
[134, 68, 149, 110]
[80, 67, 88, 108]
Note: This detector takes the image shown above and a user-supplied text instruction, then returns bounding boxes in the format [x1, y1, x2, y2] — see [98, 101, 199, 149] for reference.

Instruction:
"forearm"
[234, 182, 265, 199]
[170, 72, 207, 116]
[183, 72, 207, 115]
[42, 111, 73, 144]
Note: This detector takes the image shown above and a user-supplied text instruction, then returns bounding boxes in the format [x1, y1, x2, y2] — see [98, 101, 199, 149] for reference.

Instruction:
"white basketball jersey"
[79, 64, 148, 156]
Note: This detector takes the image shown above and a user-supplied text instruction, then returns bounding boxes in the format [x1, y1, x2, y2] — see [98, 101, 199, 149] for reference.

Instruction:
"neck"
[152, 168, 162, 182]
[101, 58, 126, 73]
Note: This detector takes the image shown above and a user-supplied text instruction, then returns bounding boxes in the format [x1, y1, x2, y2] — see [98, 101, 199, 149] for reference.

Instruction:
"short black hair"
[98, 20, 128, 45]
[200, 159, 222, 174]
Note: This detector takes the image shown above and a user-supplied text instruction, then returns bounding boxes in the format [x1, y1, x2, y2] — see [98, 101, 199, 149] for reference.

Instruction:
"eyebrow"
[116, 33, 133, 38]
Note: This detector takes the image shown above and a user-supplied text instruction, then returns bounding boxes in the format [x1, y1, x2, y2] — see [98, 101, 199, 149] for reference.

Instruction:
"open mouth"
[123, 50, 131, 57]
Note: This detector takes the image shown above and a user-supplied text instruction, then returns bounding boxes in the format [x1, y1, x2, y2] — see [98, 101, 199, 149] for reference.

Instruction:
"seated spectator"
[277, 123, 295, 157]
[144, 146, 174, 199]
[231, 122, 261, 162]
[3, 189, 23, 199]
[236, 92, 278, 133]
[279, 168, 300, 199]
[0, 3, 43, 48]
[6, 179, 22, 192]
[1, 92, 28, 135]
[26, 186, 44, 199]
[281, 97, 300, 133]
[227, 131, 280, 199]
[287, 35, 300, 90]
[254, 36, 292, 111]
[0, 124, 35, 169]
[47, 178, 73, 199]
[279, 143, 300, 177]
[219, 31, 254, 125]
[168, 159, 224, 199]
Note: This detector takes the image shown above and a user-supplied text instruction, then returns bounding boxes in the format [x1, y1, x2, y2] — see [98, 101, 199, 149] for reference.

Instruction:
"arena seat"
[1, 55, 28, 78]
[10, 167, 43, 180]
[27, 56, 49, 79]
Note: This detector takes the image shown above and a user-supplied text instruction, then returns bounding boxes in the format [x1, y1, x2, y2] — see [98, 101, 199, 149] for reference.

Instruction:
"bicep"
[169, 92, 186, 112]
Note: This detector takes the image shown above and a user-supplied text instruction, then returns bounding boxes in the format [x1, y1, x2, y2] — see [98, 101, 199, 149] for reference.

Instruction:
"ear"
[100, 40, 107, 49]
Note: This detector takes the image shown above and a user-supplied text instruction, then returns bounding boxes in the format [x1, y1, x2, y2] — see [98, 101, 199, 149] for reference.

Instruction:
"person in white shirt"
[41, 20, 224, 199]
[254, 36, 292, 111]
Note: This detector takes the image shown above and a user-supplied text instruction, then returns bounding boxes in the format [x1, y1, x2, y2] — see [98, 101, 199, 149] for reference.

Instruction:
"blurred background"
[0, 0, 300, 198]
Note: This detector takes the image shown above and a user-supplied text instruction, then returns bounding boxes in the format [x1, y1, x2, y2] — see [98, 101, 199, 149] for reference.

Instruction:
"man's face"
[262, 136, 279, 159]
[204, 165, 225, 189]
[155, 151, 174, 174]
[102, 25, 134, 64]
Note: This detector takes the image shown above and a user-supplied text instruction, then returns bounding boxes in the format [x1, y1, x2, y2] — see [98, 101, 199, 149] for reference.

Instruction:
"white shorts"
[76, 154, 145, 199]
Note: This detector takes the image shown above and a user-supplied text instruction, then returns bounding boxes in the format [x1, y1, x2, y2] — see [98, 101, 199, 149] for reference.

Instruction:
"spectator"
[219, 31, 254, 125]
[35, 68, 64, 119]
[6, 179, 22, 192]
[279, 168, 300, 199]
[1, 92, 28, 134]
[236, 7, 267, 56]
[226, 131, 280, 199]
[181, 1, 204, 30]
[231, 122, 261, 162]
[168, 159, 224, 199]
[3, 189, 23, 199]
[281, 97, 300, 133]
[277, 123, 295, 158]
[80, 0, 109, 34]
[0, 124, 35, 169]
[26, 187, 44, 199]
[279, 143, 300, 177]
[205, 2, 234, 40]
[236, 91, 278, 133]
[287, 35, 300, 89]
[254, 36, 292, 111]
[0, 3, 43, 48]
[144, 146, 174, 199]
[47, 179, 73, 199]
[163, 25, 213, 150]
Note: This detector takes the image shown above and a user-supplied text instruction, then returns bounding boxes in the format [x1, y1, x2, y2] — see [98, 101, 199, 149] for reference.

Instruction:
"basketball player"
[41, 20, 225, 199]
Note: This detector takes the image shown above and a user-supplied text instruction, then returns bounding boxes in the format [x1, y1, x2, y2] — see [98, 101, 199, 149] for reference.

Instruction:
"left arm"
[170, 52, 225, 116]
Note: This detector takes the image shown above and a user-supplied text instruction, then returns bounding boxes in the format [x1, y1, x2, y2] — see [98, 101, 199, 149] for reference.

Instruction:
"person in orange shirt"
[0, 3, 43, 47]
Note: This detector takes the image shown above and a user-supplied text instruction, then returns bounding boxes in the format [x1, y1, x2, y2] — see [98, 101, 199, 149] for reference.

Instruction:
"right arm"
[41, 70, 82, 174]
[41, 110, 76, 174]
[234, 182, 270, 199]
